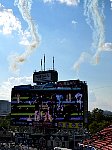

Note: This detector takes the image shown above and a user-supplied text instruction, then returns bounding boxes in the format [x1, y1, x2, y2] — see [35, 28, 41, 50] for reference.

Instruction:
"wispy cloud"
[0, 3, 34, 47]
[88, 89, 97, 111]
[43, 0, 80, 6]
[89, 88, 112, 112]
[0, 75, 33, 101]
[44, 0, 53, 3]
[0, 4, 22, 35]
[72, 20, 77, 25]
[89, 90, 97, 102]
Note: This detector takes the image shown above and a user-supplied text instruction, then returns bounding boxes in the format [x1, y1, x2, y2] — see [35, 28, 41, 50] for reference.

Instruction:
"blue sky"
[0, 0, 112, 111]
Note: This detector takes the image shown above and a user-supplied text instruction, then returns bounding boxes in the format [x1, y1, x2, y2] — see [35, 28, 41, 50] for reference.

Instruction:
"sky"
[0, 0, 112, 112]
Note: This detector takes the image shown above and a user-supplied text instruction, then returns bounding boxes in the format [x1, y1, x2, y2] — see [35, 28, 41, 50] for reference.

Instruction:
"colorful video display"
[11, 85, 84, 128]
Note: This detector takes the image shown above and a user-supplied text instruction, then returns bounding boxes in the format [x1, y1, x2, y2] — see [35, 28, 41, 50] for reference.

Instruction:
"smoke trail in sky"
[73, 52, 92, 71]
[74, 0, 112, 71]
[84, 0, 105, 64]
[85, 0, 112, 62]
[11, 0, 40, 71]
[101, 42, 112, 51]
[84, 0, 105, 49]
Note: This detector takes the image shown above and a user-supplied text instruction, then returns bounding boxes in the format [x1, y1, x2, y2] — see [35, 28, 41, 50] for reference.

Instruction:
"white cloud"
[88, 87, 112, 112]
[88, 90, 97, 111]
[0, 4, 33, 46]
[0, 75, 33, 101]
[0, 6, 22, 35]
[72, 20, 77, 25]
[44, 0, 53, 2]
[89, 90, 97, 102]
[58, 0, 80, 6]
[43, 0, 80, 6]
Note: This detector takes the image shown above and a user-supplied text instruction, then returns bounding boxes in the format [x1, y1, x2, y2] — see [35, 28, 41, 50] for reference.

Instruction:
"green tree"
[0, 114, 10, 129]
[88, 108, 112, 135]
[91, 108, 104, 122]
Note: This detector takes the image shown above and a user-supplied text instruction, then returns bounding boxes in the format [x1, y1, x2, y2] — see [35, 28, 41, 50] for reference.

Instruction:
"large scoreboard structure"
[11, 67, 88, 129]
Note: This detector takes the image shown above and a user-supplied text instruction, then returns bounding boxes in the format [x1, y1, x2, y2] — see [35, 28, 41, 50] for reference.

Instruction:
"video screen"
[11, 88, 84, 127]
[11, 90, 56, 126]
[54, 90, 84, 122]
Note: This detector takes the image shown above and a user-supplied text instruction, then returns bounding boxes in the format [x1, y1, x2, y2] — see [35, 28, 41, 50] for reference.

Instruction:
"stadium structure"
[11, 55, 88, 150]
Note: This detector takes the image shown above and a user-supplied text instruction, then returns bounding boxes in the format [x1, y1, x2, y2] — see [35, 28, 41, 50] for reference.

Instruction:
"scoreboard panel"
[11, 81, 88, 128]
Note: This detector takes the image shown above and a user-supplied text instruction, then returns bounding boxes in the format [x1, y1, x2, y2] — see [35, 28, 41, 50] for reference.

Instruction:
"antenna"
[44, 54, 45, 71]
[41, 59, 42, 71]
[53, 56, 54, 70]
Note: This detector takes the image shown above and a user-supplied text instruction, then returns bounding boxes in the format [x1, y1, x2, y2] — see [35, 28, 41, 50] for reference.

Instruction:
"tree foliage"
[88, 108, 112, 134]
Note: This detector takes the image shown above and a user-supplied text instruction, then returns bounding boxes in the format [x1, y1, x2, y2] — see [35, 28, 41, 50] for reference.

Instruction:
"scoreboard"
[11, 80, 88, 128]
